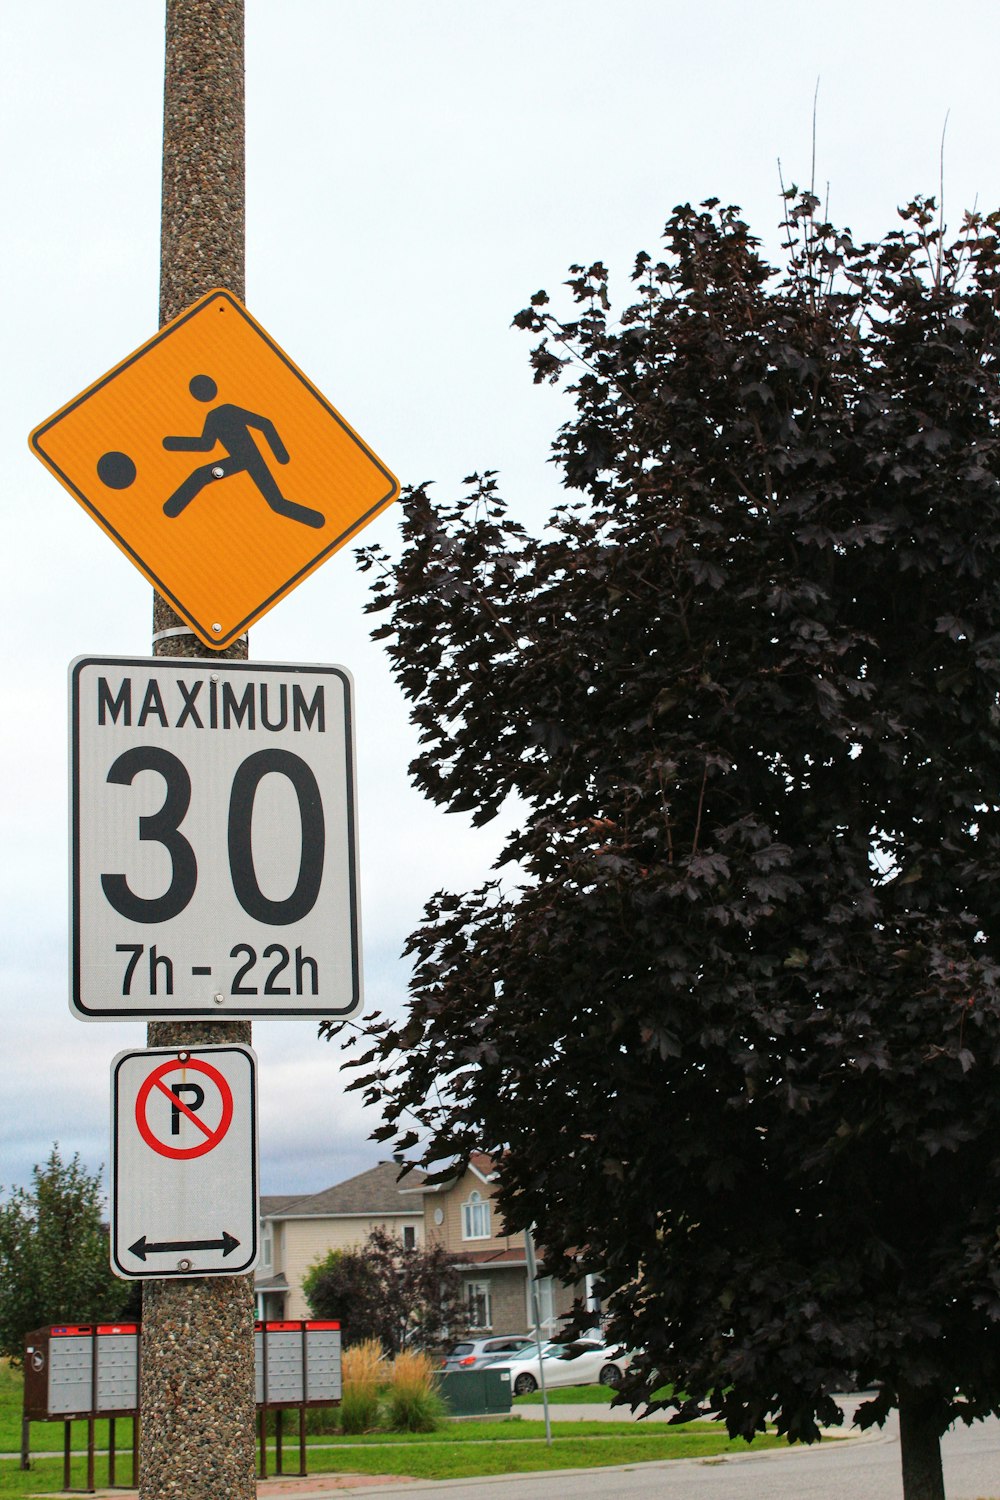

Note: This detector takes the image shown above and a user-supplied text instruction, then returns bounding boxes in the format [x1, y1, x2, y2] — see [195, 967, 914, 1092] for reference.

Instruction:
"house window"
[466, 1280, 492, 1330]
[403, 1225, 416, 1250]
[461, 1190, 491, 1240]
[261, 1226, 272, 1271]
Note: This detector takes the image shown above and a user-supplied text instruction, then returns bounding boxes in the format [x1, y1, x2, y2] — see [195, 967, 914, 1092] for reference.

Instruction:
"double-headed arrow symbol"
[129, 1231, 240, 1261]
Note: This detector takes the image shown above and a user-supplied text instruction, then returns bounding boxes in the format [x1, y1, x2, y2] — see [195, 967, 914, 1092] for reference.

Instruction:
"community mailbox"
[110, 1044, 258, 1279]
[23, 1324, 140, 1419]
[70, 655, 361, 1021]
[29, 289, 399, 648]
[255, 1321, 343, 1407]
[23, 1321, 341, 1419]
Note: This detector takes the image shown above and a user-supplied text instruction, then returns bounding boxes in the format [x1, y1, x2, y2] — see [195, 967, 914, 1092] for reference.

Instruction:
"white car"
[487, 1338, 630, 1396]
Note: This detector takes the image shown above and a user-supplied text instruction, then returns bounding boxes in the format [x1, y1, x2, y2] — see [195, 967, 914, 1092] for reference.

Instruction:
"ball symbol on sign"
[97, 451, 137, 489]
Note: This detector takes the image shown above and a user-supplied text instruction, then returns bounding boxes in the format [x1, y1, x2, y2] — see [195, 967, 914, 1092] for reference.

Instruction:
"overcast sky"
[3, 0, 1000, 1203]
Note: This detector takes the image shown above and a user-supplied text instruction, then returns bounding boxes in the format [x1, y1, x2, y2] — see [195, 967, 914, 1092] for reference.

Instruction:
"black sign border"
[70, 655, 361, 1021]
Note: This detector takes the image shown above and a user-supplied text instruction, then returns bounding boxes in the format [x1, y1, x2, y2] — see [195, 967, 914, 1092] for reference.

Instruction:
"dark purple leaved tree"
[329, 193, 1000, 1500]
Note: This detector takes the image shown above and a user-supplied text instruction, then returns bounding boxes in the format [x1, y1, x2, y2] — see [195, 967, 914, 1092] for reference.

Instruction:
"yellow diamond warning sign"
[29, 290, 399, 648]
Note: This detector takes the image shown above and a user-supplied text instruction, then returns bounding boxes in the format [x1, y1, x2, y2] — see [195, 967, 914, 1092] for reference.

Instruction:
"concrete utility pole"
[141, 3, 256, 1496]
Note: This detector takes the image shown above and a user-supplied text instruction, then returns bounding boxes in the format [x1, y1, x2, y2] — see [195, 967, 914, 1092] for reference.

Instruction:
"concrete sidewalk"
[34, 1476, 417, 1499]
[515, 1389, 877, 1430]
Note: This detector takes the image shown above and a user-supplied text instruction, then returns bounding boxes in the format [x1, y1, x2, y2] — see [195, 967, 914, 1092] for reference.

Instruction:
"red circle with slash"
[135, 1057, 234, 1160]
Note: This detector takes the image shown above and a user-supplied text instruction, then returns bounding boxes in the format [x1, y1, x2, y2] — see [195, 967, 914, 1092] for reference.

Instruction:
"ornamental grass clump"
[340, 1338, 385, 1434]
[385, 1349, 446, 1432]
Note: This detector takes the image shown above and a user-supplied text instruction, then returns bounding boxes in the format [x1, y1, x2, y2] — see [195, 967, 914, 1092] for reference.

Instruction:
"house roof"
[260, 1193, 308, 1217]
[253, 1272, 289, 1292]
[261, 1162, 427, 1220]
[400, 1151, 498, 1195]
[452, 1247, 527, 1268]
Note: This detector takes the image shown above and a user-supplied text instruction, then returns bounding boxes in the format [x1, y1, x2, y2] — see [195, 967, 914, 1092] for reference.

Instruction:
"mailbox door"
[95, 1328, 139, 1412]
[304, 1323, 341, 1402]
[48, 1332, 94, 1416]
[264, 1323, 304, 1404]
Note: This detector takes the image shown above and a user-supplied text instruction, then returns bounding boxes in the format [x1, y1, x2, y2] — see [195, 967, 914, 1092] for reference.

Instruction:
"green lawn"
[267, 1426, 786, 1482]
[298, 1417, 739, 1446]
[512, 1381, 662, 1405]
[0, 1360, 792, 1493]
[0, 1425, 786, 1493]
[0, 1363, 135, 1459]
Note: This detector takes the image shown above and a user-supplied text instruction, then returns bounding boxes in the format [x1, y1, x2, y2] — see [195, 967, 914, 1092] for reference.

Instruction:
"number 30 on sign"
[70, 656, 361, 1021]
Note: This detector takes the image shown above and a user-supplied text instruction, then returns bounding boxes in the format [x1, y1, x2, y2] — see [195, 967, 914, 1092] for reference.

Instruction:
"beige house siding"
[258, 1163, 428, 1320]
[277, 1214, 423, 1318]
[260, 1158, 588, 1339]
[424, 1164, 531, 1337]
[426, 1165, 523, 1257]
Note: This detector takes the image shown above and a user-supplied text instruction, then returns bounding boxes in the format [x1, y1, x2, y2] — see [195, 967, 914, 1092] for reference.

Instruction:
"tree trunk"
[898, 1393, 946, 1500]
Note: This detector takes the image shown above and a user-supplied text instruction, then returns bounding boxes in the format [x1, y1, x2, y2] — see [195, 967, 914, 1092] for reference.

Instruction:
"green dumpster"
[437, 1367, 513, 1416]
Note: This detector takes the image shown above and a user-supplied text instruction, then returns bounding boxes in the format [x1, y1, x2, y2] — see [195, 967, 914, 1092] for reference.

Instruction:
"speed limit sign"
[69, 656, 361, 1020]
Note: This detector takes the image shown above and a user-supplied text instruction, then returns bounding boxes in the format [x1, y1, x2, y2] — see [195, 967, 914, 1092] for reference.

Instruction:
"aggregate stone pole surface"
[140, 3, 256, 1498]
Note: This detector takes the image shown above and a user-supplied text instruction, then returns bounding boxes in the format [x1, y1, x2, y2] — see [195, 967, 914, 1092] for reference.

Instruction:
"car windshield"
[448, 1343, 475, 1357]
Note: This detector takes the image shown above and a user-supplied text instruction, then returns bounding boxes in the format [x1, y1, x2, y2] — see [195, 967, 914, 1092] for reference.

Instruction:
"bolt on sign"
[111, 1044, 258, 1280]
[70, 655, 361, 1021]
[29, 290, 399, 648]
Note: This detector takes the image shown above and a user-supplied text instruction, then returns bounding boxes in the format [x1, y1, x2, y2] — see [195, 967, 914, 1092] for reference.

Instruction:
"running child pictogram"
[162, 374, 325, 529]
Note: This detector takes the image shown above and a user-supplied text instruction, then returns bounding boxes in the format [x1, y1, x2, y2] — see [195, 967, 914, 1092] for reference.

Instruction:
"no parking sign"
[111, 1044, 258, 1280]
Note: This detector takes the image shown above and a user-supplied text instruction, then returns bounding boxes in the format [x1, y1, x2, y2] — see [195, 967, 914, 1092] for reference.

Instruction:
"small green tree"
[0, 1147, 130, 1361]
[303, 1227, 466, 1353]
[302, 1245, 384, 1348]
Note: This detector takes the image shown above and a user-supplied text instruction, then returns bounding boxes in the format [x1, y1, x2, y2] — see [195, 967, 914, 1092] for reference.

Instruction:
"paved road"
[308, 1405, 1000, 1500]
[41, 1401, 1000, 1500]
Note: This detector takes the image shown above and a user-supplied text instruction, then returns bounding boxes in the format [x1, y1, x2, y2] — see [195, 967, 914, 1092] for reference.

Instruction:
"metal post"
[524, 1229, 553, 1446]
[139, 4, 255, 1497]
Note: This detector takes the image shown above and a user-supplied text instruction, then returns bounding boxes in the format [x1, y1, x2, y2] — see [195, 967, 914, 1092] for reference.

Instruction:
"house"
[257, 1152, 593, 1337]
[255, 1161, 425, 1319]
[406, 1151, 589, 1338]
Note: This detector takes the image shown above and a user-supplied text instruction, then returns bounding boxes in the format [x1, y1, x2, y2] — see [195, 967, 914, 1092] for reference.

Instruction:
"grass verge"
[0, 1361, 790, 1492]
[0, 1421, 786, 1493]
[264, 1424, 786, 1481]
[513, 1382, 643, 1406]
